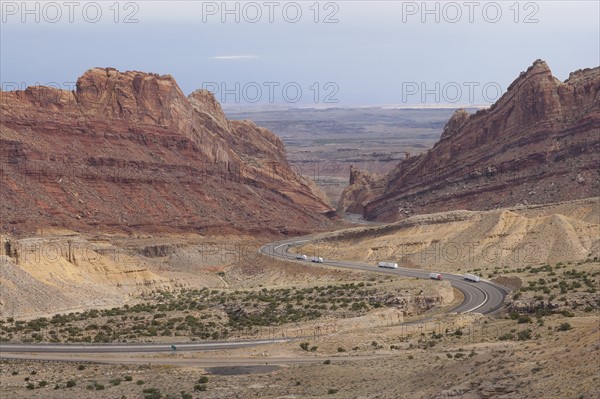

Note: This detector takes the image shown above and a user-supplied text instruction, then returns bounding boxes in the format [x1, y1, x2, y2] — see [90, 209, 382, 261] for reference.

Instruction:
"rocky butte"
[339, 60, 600, 222]
[0, 68, 335, 236]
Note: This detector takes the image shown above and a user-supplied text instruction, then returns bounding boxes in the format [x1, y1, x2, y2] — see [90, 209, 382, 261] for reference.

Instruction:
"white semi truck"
[378, 261, 398, 269]
[312, 256, 324, 263]
[429, 272, 442, 280]
[296, 254, 308, 260]
[464, 274, 481, 282]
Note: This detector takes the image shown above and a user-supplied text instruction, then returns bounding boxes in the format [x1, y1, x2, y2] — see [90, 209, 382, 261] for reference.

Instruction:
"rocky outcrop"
[339, 60, 600, 221]
[0, 68, 334, 236]
[337, 165, 385, 214]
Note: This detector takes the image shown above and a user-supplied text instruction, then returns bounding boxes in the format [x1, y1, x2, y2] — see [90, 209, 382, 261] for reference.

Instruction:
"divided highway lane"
[1, 237, 508, 356]
[0, 339, 289, 354]
[260, 238, 509, 315]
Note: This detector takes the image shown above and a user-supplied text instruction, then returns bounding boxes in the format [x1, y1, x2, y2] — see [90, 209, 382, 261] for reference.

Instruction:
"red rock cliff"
[339, 60, 600, 221]
[0, 68, 335, 236]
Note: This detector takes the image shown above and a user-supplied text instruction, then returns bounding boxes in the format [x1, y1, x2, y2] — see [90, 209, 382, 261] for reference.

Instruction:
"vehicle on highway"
[464, 273, 481, 282]
[378, 261, 398, 269]
[295, 254, 308, 260]
[429, 272, 443, 280]
[312, 256, 324, 263]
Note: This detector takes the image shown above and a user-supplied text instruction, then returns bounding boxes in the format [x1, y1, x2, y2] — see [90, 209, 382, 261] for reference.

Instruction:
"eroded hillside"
[0, 68, 335, 237]
[339, 60, 600, 221]
[302, 198, 600, 274]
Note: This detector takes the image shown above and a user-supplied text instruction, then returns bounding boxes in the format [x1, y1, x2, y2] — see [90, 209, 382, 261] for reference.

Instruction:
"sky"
[1, 0, 598, 107]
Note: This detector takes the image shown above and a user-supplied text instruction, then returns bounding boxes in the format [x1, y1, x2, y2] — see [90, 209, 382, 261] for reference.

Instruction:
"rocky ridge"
[0, 68, 335, 236]
[339, 60, 600, 221]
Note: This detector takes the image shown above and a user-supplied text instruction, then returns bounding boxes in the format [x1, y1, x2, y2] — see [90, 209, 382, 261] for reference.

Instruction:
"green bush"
[517, 315, 531, 324]
[498, 333, 514, 341]
[66, 380, 76, 388]
[517, 329, 532, 341]
[328, 388, 338, 394]
[198, 376, 209, 384]
[143, 387, 162, 399]
[194, 384, 207, 391]
[558, 322, 572, 331]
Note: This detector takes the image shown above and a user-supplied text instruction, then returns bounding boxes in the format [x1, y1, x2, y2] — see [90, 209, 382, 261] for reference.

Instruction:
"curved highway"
[259, 237, 509, 315]
[0, 236, 508, 356]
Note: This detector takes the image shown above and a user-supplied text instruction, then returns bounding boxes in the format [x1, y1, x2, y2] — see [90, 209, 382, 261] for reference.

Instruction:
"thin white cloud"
[211, 55, 259, 60]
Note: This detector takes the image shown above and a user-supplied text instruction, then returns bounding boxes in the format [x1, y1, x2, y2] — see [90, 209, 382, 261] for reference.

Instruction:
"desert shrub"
[194, 384, 207, 391]
[558, 322, 572, 331]
[517, 329, 532, 341]
[517, 315, 531, 324]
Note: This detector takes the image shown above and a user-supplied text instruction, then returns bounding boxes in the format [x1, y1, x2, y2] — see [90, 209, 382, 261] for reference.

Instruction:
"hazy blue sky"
[1, 1, 598, 107]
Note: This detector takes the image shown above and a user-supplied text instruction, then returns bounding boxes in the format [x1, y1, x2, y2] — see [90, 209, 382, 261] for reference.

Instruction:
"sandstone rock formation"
[0, 68, 335, 236]
[339, 60, 600, 221]
[336, 165, 385, 214]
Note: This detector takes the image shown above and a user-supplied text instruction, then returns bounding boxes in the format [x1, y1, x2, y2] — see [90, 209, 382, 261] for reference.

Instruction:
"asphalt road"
[259, 237, 509, 315]
[0, 339, 288, 354]
[0, 236, 508, 356]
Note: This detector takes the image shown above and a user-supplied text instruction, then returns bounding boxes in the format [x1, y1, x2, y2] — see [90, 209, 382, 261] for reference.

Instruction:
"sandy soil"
[297, 198, 600, 276]
[1, 312, 597, 399]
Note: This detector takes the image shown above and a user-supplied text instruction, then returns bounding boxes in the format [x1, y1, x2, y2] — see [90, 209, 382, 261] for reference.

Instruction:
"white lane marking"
[463, 284, 489, 313]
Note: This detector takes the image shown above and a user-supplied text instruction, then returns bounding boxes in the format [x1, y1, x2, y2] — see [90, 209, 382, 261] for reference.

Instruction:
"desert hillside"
[0, 68, 335, 237]
[302, 198, 600, 274]
[339, 60, 600, 221]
